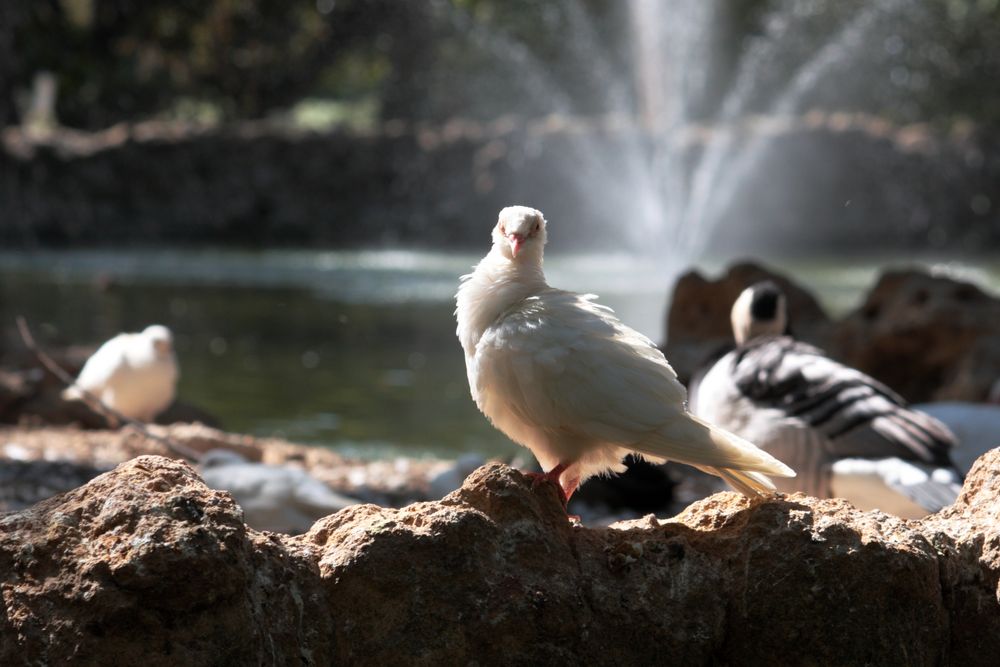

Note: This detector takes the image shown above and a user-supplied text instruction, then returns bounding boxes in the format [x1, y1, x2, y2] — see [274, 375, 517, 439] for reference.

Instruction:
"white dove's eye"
[533, 222, 540, 233]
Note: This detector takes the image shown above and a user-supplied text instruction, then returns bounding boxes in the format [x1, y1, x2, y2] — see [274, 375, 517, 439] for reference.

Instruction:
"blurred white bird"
[62, 324, 179, 423]
[428, 453, 487, 499]
[691, 282, 962, 518]
[199, 450, 360, 534]
[455, 206, 794, 505]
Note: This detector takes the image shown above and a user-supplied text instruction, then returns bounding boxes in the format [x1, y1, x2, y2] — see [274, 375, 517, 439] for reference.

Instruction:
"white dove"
[455, 206, 795, 505]
[62, 324, 179, 423]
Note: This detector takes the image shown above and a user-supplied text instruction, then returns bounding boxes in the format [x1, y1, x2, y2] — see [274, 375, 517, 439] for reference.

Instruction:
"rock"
[3, 451, 1000, 663]
[0, 458, 107, 511]
[0, 367, 104, 428]
[664, 264, 1000, 403]
[0, 423, 450, 507]
[833, 269, 1000, 402]
[663, 261, 832, 382]
[0, 456, 332, 664]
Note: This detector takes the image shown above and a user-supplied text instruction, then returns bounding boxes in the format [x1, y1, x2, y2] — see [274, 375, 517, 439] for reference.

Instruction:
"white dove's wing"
[72, 334, 132, 392]
[476, 290, 790, 474]
[476, 290, 680, 433]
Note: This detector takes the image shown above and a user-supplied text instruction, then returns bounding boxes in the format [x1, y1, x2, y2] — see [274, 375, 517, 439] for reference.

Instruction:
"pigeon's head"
[142, 324, 174, 357]
[731, 281, 787, 345]
[493, 206, 546, 262]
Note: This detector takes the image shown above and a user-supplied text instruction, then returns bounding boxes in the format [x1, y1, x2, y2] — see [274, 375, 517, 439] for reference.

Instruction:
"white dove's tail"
[705, 466, 778, 497]
[632, 413, 795, 498]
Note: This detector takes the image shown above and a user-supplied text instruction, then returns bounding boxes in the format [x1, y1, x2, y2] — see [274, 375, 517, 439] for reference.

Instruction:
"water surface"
[2, 249, 997, 459]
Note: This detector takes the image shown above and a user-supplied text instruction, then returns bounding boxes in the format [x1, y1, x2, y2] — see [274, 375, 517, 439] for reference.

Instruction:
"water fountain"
[625, 0, 930, 259]
[433, 0, 983, 263]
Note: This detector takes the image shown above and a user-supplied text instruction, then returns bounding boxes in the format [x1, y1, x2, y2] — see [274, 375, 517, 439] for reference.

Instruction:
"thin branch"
[15, 316, 202, 462]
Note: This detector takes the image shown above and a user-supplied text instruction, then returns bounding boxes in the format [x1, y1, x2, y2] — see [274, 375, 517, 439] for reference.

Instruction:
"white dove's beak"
[507, 233, 525, 258]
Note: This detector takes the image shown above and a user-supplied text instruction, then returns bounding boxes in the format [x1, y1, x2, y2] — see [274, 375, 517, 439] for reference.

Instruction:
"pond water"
[2, 249, 998, 460]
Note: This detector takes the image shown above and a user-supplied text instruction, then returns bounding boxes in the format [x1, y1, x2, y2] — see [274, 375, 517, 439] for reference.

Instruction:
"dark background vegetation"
[5, 0, 1000, 127]
[1, 0, 999, 251]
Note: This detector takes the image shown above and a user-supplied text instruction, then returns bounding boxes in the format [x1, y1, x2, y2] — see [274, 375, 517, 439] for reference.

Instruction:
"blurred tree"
[8, 0, 396, 127]
[3, 0, 1000, 129]
[378, 0, 629, 121]
[0, 3, 24, 126]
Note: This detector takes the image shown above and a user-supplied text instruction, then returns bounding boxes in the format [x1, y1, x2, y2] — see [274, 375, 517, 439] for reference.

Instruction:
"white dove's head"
[142, 324, 174, 357]
[493, 206, 547, 262]
[731, 281, 787, 345]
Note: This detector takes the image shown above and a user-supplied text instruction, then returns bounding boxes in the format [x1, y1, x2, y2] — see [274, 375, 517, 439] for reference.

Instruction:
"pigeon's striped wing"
[73, 334, 131, 391]
[475, 290, 790, 474]
[731, 336, 958, 468]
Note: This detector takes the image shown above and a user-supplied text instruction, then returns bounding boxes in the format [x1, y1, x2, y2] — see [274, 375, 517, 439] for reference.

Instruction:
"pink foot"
[523, 464, 578, 510]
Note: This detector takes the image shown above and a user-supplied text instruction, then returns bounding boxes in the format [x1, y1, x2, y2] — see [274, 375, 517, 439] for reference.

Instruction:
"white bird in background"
[62, 324, 179, 423]
[690, 282, 962, 519]
[455, 206, 794, 506]
[198, 450, 360, 534]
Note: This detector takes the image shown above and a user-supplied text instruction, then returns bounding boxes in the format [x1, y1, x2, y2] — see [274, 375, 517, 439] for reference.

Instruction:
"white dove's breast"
[105, 355, 178, 419]
[468, 309, 578, 470]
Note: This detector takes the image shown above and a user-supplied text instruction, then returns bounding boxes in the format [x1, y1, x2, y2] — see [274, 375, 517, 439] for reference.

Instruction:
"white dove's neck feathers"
[456, 244, 547, 354]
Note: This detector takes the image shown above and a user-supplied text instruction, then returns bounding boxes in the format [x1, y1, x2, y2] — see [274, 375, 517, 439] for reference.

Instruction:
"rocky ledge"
[0, 423, 452, 511]
[2, 450, 999, 665]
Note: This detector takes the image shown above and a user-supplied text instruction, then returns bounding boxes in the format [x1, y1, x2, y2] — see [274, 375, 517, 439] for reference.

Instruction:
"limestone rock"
[0, 458, 106, 511]
[0, 423, 450, 508]
[2, 451, 1000, 664]
[663, 261, 831, 382]
[834, 269, 1000, 402]
[0, 456, 332, 664]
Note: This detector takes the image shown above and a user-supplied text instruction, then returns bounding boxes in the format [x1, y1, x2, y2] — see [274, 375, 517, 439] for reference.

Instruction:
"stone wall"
[2, 118, 998, 252]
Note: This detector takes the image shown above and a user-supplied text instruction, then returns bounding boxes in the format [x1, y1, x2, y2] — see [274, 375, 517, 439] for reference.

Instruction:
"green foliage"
[3, 0, 1000, 129]
[9, 0, 392, 127]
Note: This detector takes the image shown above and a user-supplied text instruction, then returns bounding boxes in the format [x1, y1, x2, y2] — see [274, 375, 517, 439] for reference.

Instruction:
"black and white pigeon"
[690, 281, 962, 518]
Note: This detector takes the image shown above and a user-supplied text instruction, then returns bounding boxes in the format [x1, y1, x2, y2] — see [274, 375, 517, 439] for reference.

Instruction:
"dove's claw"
[524, 471, 550, 490]
[524, 464, 578, 511]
